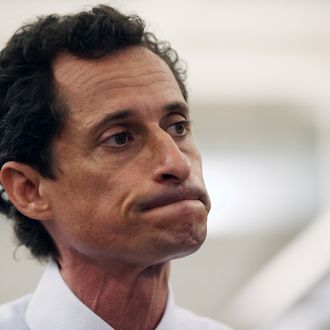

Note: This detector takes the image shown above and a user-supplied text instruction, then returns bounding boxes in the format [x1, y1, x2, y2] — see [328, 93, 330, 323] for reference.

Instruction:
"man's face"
[43, 47, 211, 267]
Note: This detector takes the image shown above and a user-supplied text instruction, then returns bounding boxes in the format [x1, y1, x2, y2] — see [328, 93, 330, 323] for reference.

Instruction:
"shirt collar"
[25, 260, 179, 330]
[156, 285, 180, 330]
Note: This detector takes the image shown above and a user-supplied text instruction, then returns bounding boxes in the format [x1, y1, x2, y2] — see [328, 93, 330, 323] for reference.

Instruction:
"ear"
[0, 161, 52, 221]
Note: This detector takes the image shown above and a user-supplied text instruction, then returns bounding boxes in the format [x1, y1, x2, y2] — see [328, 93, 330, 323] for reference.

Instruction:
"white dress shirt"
[0, 261, 231, 330]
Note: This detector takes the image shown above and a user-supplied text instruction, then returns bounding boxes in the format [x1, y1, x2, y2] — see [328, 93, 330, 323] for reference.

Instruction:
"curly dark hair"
[0, 4, 187, 260]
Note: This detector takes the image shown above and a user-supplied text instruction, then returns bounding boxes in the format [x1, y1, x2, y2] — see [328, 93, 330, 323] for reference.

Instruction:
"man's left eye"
[166, 121, 189, 137]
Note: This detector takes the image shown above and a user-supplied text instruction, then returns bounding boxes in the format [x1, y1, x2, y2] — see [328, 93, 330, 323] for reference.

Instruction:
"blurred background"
[1, 1, 330, 329]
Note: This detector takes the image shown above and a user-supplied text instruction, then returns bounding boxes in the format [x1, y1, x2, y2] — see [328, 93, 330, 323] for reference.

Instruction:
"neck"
[57, 256, 170, 330]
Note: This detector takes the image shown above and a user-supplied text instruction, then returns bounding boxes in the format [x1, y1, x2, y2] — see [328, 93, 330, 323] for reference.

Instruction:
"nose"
[151, 131, 192, 184]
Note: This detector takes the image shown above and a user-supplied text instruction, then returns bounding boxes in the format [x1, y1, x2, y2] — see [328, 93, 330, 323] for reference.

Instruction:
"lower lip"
[143, 199, 205, 213]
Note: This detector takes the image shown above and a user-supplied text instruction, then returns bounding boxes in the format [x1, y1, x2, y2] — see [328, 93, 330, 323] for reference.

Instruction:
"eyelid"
[160, 110, 188, 126]
[169, 110, 189, 120]
[99, 124, 130, 143]
[99, 123, 127, 140]
[174, 119, 191, 129]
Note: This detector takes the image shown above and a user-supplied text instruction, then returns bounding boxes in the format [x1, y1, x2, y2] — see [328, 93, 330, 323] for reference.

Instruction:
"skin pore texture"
[1, 47, 211, 330]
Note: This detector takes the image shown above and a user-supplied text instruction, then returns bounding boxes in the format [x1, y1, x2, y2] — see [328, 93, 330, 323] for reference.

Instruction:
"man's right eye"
[104, 132, 130, 147]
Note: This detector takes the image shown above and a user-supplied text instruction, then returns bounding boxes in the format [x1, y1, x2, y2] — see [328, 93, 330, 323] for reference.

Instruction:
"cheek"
[49, 161, 137, 227]
[46, 182, 125, 257]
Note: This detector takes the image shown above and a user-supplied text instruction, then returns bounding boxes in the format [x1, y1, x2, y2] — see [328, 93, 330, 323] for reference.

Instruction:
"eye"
[103, 131, 131, 148]
[166, 121, 190, 137]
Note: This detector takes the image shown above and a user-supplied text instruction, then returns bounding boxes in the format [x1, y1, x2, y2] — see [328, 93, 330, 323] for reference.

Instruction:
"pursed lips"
[137, 186, 210, 212]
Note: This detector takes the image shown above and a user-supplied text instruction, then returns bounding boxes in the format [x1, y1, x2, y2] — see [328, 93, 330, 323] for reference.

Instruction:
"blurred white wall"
[1, 1, 330, 329]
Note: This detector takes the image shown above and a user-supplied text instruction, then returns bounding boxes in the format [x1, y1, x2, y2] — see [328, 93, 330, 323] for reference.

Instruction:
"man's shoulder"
[176, 306, 232, 330]
[0, 294, 31, 330]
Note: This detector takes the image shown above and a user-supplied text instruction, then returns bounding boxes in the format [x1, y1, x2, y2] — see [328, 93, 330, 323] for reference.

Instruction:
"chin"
[160, 222, 208, 262]
[179, 229, 207, 258]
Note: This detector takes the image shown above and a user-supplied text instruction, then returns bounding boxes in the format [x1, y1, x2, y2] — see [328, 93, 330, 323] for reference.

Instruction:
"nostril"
[161, 173, 179, 181]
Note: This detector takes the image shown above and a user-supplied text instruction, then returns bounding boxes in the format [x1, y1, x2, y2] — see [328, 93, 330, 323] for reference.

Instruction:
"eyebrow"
[89, 109, 135, 139]
[164, 101, 189, 116]
[90, 101, 189, 140]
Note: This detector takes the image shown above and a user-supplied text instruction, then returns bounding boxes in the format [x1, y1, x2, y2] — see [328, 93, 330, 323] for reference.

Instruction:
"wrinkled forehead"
[50, 46, 185, 137]
[52, 47, 175, 98]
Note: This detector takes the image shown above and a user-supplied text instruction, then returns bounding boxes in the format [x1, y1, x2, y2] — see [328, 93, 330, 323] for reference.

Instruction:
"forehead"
[52, 47, 180, 111]
[51, 47, 185, 137]
[53, 47, 169, 84]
